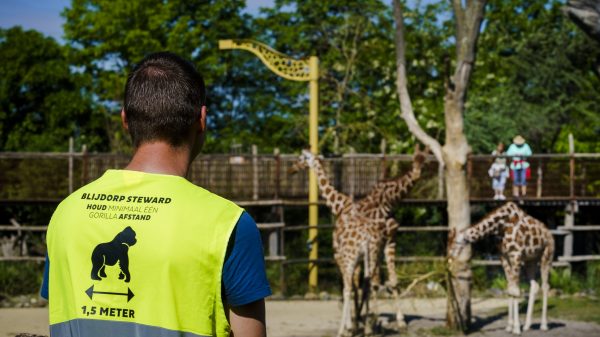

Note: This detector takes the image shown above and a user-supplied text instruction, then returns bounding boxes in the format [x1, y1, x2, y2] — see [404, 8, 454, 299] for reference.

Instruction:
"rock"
[304, 292, 319, 300]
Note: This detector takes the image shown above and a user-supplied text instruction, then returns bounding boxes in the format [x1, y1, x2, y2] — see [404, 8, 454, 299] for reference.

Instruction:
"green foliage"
[550, 268, 583, 294]
[0, 262, 44, 298]
[490, 274, 508, 291]
[252, 0, 451, 154]
[586, 261, 600, 293]
[465, 0, 600, 153]
[62, 0, 252, 153]
[0, 27, 106, 151]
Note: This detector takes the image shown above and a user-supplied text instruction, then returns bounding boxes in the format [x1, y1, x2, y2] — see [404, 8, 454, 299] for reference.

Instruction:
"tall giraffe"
[450, 202, 554, 334]
[291, 149, 376, 336]
[357, 146, 426, 287]
[291, 147, 425, 336]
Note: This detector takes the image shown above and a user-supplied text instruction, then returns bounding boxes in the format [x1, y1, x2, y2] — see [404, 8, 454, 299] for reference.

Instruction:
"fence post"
[274, 148, 280, 199]
[349, 148, 356, 197]
[569, 133, 575, 200]
[68, 137, 74, 194]
[438, 161, 444, 199]
[252, 145, 258, 200]
[81, 144, 88, 186]
[563, 202, 577, 268]
[563, 134, 576, 269]
[536, 159, 542, 198]
[380, 139, 387, 180]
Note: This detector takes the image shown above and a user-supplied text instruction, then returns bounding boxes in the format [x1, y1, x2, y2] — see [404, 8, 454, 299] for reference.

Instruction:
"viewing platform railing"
[1, 151, 599, 203]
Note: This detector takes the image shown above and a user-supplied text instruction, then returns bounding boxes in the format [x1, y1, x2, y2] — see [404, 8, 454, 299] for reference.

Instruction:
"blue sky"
[0, 0, 275, 42]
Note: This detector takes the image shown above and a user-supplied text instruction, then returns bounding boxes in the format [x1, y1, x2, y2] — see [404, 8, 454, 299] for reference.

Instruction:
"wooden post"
[380, 138, 387, 180]
[274, 148, 280, 199]
[564, 134, 576, 269]
[68, 137, 74, 194]
[81, 144, 88, 186]
[279, 204, 286, 295]
[563, 202, 576, 268]
[348, 148, 356, 197]
[536, 158, 542, 198]
[569, 133, 575, 199]
[252, 145, 259, 200]
[438, 161, 444, 200]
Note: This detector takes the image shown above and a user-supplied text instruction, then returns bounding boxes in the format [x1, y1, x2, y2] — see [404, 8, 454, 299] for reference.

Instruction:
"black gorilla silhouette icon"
[90, 226, 137, 282]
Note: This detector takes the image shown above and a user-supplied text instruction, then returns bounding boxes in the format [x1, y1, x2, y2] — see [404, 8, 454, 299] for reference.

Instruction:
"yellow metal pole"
[218, 39, 320, 291]
[308, 56, 319, 291]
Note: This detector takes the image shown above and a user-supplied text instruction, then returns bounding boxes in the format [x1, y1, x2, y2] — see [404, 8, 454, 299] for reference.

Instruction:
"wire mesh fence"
[1, 152, 599, 201]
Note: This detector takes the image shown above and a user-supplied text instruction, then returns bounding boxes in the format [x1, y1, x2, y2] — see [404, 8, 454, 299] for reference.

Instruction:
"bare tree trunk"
[443, 98, 472, 330]
[563, 0, 600, 43]
[563, 0, 600, 79]
[393, 0, 486, 331]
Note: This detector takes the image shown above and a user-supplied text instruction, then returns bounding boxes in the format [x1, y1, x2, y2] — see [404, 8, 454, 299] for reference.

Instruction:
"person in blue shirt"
[42, 51, 271, 337]
[506, 135, 533, 198]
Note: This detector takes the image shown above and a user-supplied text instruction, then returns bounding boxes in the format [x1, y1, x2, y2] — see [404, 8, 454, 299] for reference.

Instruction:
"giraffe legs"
[383, 219, 406, 328]
[502, 255, 522, 334]
[363, 243, 374, 336]
[540, 245, 553, 331]
[523, 264, 539, 331]
[338, 263, 356, 337]
[506, 296, 514, 333]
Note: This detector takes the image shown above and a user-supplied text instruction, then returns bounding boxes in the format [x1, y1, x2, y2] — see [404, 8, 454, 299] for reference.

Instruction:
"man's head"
[123, 52, 206, 150]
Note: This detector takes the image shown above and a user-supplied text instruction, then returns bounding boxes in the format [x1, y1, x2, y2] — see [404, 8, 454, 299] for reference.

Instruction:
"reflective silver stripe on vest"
[50, 319, 211, 337]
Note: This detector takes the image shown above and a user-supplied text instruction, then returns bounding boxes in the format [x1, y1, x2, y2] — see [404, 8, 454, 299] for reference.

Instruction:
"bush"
[550, 268, 582, 294]
[0, 261, 44, 298]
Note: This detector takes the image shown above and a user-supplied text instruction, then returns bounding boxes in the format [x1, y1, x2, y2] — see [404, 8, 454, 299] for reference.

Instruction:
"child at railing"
[489, 142, 509, 200]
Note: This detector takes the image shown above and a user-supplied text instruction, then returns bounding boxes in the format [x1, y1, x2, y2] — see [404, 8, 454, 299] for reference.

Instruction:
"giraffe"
[356, 146, 426, 289]
[291, 147, 426, 336]
[450, 202, 555, 335]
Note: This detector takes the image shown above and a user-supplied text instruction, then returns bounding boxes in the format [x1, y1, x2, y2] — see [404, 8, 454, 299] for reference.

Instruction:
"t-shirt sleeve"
[40, 255, 49, 300]
[222, 211, 272, 307]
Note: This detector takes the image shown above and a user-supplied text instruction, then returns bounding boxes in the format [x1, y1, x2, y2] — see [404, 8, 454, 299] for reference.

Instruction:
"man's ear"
[121, 109, 129, 131]
[199, 105, 207, 132]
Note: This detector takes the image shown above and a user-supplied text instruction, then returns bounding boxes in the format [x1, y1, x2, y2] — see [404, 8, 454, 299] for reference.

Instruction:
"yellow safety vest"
[47, 170, 243, 337]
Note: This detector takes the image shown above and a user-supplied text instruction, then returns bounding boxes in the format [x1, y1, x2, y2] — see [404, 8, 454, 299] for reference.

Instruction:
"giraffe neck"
[308, 158, 352, 216]
[359, 167, 420, 212]
[464, 203, 521, 242]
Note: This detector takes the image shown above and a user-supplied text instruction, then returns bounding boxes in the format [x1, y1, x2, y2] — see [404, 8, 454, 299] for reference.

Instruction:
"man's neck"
[125, 142, 192, 178]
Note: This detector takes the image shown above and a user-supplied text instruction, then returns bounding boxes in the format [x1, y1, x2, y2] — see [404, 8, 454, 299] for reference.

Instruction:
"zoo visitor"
[41, 52, 271, 337]
[506, 135, 532, 198]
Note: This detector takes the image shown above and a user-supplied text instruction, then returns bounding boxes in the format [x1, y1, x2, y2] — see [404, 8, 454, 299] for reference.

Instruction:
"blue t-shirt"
[41, 211, 271, 307]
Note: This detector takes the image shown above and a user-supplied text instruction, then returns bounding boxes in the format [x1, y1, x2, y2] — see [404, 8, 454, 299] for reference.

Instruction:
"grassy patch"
[415, 326, 460, 337]
[540, 296, 600, 325]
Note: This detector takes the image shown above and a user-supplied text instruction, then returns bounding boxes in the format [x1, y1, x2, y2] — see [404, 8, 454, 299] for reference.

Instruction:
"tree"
[62, 0, 251, 153]
[0, 27, 105, 151]
[465, 0, 600, 153]
[393, 0, 487, 331]
[253, 0, 451, 154]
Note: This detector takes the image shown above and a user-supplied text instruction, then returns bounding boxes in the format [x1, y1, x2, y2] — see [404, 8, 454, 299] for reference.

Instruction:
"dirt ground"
[1, 298, 599, 337]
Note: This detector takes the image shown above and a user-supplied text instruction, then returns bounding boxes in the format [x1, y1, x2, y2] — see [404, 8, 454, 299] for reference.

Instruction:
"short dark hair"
[124, 52, 206, 147]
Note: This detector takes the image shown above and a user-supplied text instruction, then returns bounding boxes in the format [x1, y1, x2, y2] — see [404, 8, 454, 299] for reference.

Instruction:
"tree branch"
[393, 0, 443, 165]
[563, 0, 600, 43]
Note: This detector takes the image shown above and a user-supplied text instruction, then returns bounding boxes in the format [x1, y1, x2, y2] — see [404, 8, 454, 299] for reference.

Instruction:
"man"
[42, 52, 271, 337]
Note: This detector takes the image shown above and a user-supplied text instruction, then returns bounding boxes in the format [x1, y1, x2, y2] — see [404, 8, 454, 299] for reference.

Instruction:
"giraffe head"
[288, 149, 319, 174]
[411, 144, 428, 177]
